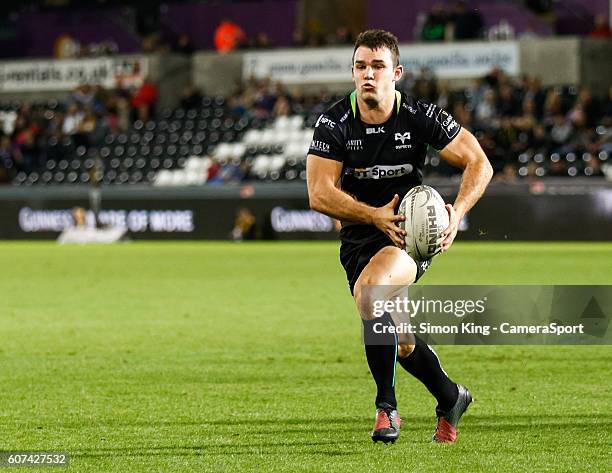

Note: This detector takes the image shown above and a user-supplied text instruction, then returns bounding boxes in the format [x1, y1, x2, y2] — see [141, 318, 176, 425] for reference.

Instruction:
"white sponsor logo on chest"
[346, 163, 414, 179]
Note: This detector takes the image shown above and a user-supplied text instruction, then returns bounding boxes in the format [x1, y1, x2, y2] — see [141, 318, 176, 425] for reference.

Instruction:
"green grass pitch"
[0, 241, 610, 472]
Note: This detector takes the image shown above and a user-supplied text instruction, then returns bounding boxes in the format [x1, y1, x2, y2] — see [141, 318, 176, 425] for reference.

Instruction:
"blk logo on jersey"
[394, 131, 412, 149]
[345, 163, 414, 179]
[366, 126, 385, 134]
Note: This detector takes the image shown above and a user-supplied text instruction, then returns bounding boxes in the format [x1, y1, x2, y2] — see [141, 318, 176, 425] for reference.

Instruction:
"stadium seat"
[53, 171, 66, 183]
[130, 171, 144, 184]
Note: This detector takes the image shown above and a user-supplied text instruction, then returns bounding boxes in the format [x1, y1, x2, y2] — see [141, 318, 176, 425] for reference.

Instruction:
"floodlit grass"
[0, 242, 610, 472]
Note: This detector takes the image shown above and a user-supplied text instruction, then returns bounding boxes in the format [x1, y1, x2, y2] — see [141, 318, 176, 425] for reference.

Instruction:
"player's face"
[352, 46, 402, 107]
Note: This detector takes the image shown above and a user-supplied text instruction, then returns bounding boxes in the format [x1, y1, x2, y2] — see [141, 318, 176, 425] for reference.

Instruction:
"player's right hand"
[371, 194, 406, 249]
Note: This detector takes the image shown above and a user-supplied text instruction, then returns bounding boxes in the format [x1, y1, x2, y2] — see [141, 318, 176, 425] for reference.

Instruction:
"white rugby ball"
[398, 185, 449, 261]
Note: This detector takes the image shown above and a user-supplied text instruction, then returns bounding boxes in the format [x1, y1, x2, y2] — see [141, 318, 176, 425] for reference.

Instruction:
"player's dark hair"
[353, 29, 400, 66]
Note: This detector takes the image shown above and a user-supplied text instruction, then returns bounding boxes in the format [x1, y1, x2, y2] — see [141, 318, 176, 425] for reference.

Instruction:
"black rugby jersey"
[308, 90, 461, 211]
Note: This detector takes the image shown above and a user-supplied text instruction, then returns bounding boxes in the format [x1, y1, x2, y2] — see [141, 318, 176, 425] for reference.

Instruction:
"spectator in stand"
[513, 98, 537, 131]
[573, 87, 600, 128]
[54, 34, 80, 59]
[493, 163, 518, 183]
[549, 114, 574, 151]
[474, 89, 498, 127]
[228, 94, 248, 119]
[327, 26, 354, 45]
[448, 1, 484, 40]
[292, 28, 307, 47]
[452, 101, 473, 129]
[521, 75, 546, 118]
[589, 14, 611, 39]
[214, 19, 246, 53]
[62, 104, 84, 135]
[412, 67, 438, 103]
[272, 95, 292, 117]
[0, 135, 16, 182]
[251, 32, 273, 49]
[250, 78, 278, 118]
[421, 4, 450, 41]
[14, 129, 44, 173]
[69, 84, 96, 109]
[74, 107, 103, 148]
[543, 89, 563, 121]
[104, 91, 131, 133]
[131, 77, 158, 121]
[488, 19, 515, 41]
[497, 84, 519, 117]
[180, 84, 203, 110]
[175, 34, 195, 54]
[142, 32, 170, 54]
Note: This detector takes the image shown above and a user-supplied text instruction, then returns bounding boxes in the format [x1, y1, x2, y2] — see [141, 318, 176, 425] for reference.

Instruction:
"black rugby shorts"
[339, 225, 431, 295]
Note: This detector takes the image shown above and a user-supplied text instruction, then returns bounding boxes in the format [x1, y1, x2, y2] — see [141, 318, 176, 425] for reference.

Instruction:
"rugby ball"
[398, 185, 449, 261]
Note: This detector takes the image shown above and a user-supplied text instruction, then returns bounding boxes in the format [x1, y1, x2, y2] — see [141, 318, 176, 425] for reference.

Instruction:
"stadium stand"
[0, 67, 610, 187]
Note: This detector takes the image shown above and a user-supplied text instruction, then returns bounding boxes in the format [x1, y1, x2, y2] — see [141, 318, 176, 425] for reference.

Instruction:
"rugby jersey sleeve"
[308, 113, 345, 162]
[415, 101, 462, 150]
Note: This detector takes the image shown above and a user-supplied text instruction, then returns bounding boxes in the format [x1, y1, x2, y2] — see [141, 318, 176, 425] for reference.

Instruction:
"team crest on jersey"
[394, 131, 412, 149]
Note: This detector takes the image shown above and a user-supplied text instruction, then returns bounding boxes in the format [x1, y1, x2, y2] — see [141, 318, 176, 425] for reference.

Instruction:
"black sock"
[362, 312, 397, 409]
[397, 335, 458, 416]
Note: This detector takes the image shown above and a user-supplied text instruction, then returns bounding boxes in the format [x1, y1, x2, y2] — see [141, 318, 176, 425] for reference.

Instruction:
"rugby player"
[307, 30, 492, 444]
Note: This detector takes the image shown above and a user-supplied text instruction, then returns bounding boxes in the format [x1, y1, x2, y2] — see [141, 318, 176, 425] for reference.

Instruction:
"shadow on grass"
[74, 440, 363, 458]
[464, 413, 612, 432]
[50, 412, 612, 437]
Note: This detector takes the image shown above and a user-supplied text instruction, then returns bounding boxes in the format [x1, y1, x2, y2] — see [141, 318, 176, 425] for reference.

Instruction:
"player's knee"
[397, 343, 415, 358]
[354, 272, 395, 321]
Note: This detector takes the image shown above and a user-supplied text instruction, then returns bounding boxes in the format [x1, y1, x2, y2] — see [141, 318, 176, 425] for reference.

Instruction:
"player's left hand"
[439, 204, 460, 253]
